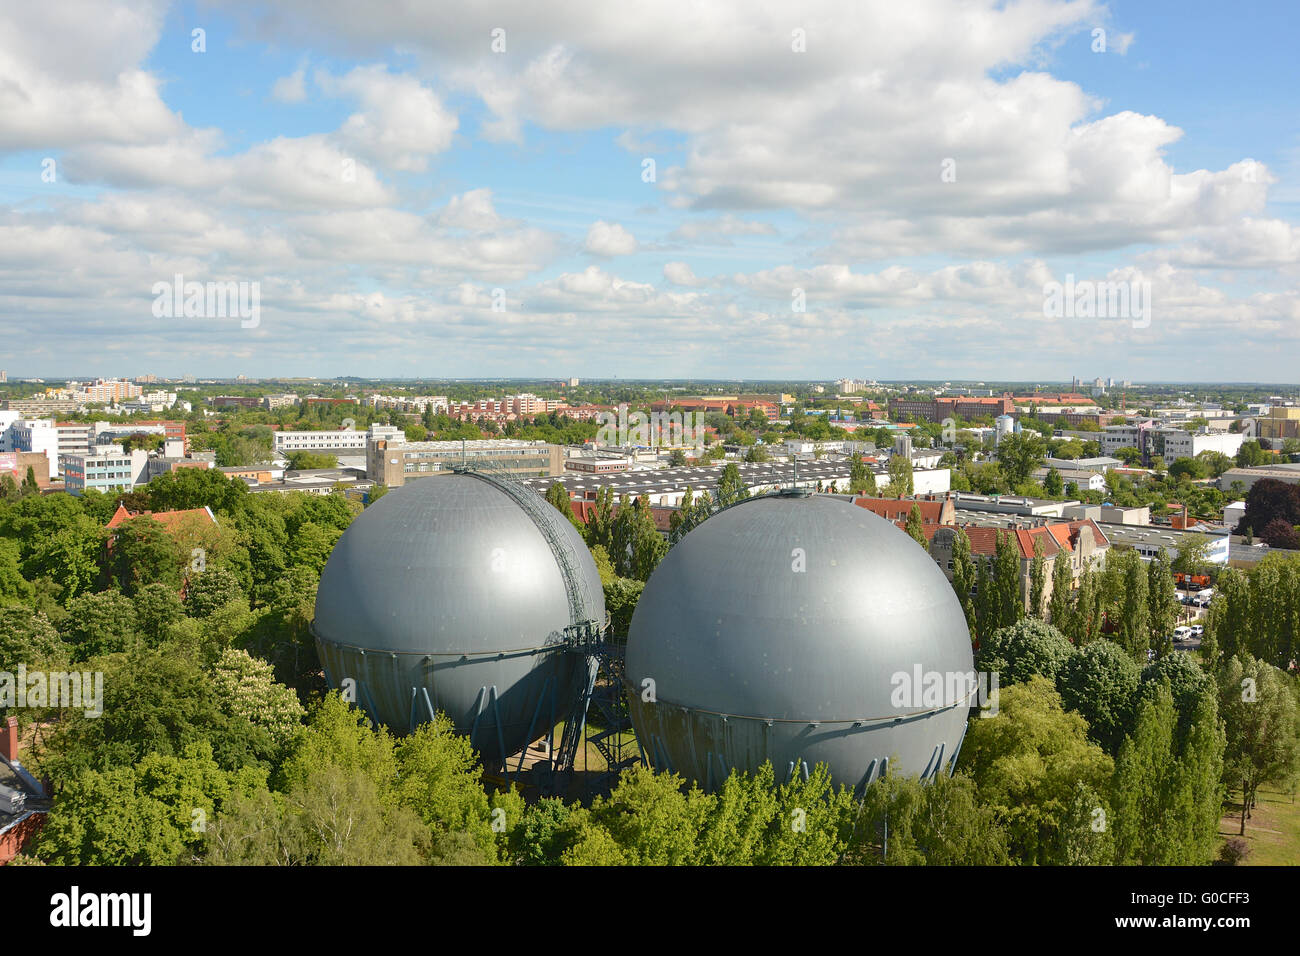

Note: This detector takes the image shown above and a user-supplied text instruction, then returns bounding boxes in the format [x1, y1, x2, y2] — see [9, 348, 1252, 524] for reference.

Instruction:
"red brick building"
[888, 393, 1015, 423]
[1, 717, 46, 865]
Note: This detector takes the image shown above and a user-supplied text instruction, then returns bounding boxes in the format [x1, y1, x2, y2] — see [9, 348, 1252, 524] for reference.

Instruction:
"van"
[1173, 626, 1192, 643]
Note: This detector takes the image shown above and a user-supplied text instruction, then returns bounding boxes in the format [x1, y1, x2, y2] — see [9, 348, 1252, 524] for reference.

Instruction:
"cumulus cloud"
[316, 64, 458, 171]
[583, 221, 638, 257]
[271, 67, 308, 103]
[3, 0, 1297, 379]
[663, 262, 705, 286]
[0, 0, 180, 151]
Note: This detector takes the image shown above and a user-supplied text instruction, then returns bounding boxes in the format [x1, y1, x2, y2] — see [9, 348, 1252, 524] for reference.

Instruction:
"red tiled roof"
[106, 504, 218, 531]
[852, 497, 946, 524]
[568, 497, 675, 533]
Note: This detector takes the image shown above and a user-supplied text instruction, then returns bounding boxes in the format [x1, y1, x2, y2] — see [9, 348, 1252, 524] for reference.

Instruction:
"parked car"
[1173, 626, 1192, 643]
[1190, 624, 1204, 638]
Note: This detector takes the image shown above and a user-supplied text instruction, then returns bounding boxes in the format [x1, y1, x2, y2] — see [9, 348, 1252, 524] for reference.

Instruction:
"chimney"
[1, 716, 18, 763]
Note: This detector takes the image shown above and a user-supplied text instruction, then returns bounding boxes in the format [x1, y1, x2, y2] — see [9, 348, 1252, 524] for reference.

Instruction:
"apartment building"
[59, 446, 149, 495]
[273, 429, 369, 455]
[367, 436, 565, 486]
[888, 393, 1015, 423]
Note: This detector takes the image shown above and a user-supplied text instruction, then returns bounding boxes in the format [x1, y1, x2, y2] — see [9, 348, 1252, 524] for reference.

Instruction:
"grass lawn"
[1219, 784, 1300, 865]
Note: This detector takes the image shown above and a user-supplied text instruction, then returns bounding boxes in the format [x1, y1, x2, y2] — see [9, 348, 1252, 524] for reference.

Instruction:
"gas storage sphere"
[626, 491, 975, 791]
[312, 473, 604, 766]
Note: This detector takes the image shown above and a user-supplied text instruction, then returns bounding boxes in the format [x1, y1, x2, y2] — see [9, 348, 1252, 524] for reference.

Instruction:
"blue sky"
[1, 0, 1297, 382]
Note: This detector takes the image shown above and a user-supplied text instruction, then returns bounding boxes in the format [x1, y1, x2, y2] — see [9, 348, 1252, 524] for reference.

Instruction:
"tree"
[848, 455, 872, 495]
[108, 516, 181, 596]
[562, 765, 713, 865]
[1146, 550, 1179, 659]
[959, 677, 1113, 864]
[61, 591, 139, 660]
[286, 521, 342, 576]
[393, 715, 498, 863]
[21, 466, 39, 497]
[544, 481, 584, 532]
[669, 486, 713, 546]
[1171, 533, 1213, 578]
[1114, 446, 1143, 466]
[1048, 553, 1074, 632]
[0, 607, 65, 722]
[1056, 641, 1140, 755]
[1236, 440, 1269, 468]
[36, 742, 257, 865]
[1073, 563, 1104, 646]
[185, 567, 247, 618]
[1139, 653, 1217, 745]
[0, 538, 33, 607]
[885, 453, 913, 497]
[1204, 567, 1252, 665]
[973, 557, 996, 641]
[211, 764, 431, 865]
[716, 463, 749, 507]
[1217, 654, 1300, 834]
[996, 433, 1047, 486]
[628, 496, 667, 580]
[27, 516, 106, 601]
[1042, 467, 1063, 498]
[1197, 450, 1235, 479]
[1168, 457, 1206, 481]
[991, 531, 1023, 628]
[1112, 681, 1224, 865]
[234, 564, 321, 692]
[1028, 539, 1047, 619]
[285, 451, 339, 470]
[36, 643, 267, 781]
[366, 483, 388, 506]
[1259, 517, 1300, 550]
[978, 617, 1075, 686]
[603, 578, 644, 639]
[854, 770, 1009, 865]
[905, 505, 927, 548]
[950, 528, 977, 639]
[1114, 549, 1151, 663]
[668, 448, 687, 467]
[210, 648, 305, 755]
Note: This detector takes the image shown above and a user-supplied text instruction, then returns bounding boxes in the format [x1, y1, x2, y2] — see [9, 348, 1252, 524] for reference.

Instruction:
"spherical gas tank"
[626, 491, 974, 791]
[313, 472, 604, 765]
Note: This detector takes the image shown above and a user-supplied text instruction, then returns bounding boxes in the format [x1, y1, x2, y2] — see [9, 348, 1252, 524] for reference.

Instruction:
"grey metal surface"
[626, 492, 974, 791]
[313, 473, 605, 764]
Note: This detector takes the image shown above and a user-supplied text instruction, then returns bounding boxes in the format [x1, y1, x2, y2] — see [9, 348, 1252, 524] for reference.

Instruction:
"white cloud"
[583, 221, 638, 257]
[436, 188, 505, 231]
[271, 67, 308, 103]
[316, 64, 458, 171]
[663, 262, 704, 286]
